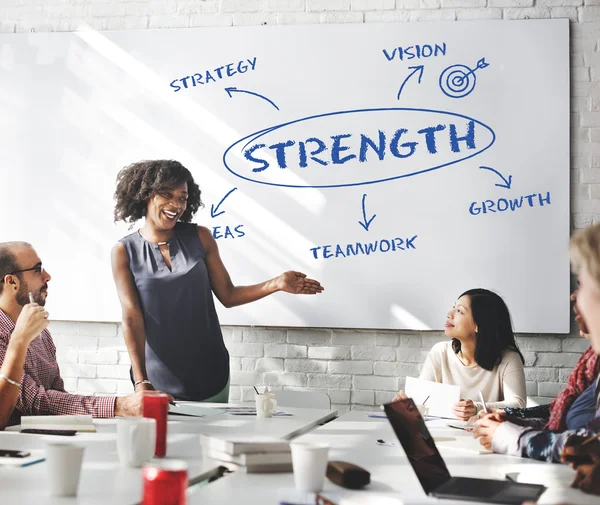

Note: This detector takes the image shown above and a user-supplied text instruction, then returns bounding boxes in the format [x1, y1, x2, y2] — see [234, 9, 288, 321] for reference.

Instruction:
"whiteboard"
[0, 20, 570, 332]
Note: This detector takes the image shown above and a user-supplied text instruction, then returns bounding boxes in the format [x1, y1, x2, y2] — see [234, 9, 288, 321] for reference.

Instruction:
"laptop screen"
[383, 399, 452, 494]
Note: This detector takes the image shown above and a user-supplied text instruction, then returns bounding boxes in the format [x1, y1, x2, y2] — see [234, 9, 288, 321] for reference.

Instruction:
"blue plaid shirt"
[493, 378, 600, 461]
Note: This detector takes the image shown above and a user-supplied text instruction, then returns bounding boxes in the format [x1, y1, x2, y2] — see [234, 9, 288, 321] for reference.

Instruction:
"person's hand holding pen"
[570, 461, 600, 495]
[562, 432, 600, 468]
[11, 292, 49, 348]
[473, 412, 506, 450]
[560, 430, 600, 494]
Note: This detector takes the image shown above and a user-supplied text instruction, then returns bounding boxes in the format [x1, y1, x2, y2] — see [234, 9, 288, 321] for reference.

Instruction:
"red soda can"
[142, 460, 188, 505]
[142, 392, 169, 457]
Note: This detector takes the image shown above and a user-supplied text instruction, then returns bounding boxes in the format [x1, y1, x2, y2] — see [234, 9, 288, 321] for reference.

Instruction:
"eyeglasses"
[0, 263, 44, 282]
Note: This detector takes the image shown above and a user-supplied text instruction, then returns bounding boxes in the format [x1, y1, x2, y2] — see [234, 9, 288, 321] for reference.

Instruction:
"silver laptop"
[383, 399, 546, 504]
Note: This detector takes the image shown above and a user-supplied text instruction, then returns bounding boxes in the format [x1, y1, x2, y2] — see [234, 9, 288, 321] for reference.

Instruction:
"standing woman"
[111, 160, 323, 402]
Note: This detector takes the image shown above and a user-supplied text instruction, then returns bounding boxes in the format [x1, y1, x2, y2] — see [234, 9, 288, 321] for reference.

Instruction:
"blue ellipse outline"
[222, 107, 496, 189]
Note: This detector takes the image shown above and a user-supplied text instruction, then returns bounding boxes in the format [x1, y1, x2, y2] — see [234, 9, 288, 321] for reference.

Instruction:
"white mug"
[45, 442, 85, 497]
[417, 404, 429, 420]
[255, 393, 277, 418]
[117, 417, 156, 467]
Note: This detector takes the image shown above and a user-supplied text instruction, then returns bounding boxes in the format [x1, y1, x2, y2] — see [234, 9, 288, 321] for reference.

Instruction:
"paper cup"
[117, 417, 156, 467]
[290, 442, 330, 492]
[45, 442, 85, 496]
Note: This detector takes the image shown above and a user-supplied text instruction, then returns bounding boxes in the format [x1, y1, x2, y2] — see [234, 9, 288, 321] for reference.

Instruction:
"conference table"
[187, 411, 600, 505]
[0, 404, 337, 505]
[0, 406, 598, 505]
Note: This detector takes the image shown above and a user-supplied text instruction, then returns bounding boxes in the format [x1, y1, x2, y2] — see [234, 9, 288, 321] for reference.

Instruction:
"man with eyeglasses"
[0, 241, 154, 427]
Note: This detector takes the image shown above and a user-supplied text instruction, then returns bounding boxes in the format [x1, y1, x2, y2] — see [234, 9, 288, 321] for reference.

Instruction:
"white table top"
[0, 403, 337, 505]
[186, 410, 600, 505]
[167, 403, 338, 440]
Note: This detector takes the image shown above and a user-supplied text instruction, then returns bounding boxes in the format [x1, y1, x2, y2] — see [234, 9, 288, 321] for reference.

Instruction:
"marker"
[478, 391, 488, 414]
[28, 292, 35, 304]
[169, 400, 180, 408]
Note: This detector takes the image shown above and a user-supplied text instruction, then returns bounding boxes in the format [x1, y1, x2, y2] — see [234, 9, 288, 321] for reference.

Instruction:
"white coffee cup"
[417, 404, 429, 420]
[255, 393, 277, 418]
[117, 417, 156, 467]
[290, 442, 330, 492]
[45, 442, 85, 497]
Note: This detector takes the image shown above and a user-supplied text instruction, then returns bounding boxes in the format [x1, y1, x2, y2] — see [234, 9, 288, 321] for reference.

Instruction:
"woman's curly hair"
[113, 160, 203, 225]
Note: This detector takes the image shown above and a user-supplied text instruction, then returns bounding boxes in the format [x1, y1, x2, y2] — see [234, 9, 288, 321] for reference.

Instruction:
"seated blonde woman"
[474, 224, 600, 497]
[394, 288, 526, 420]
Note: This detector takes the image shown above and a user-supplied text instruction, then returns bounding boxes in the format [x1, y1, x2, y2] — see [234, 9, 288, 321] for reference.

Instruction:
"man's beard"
[16, 284, 46, 307]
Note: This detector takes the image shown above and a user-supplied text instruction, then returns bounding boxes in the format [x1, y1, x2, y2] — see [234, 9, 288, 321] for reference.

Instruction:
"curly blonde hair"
[570, 223, 600, 291]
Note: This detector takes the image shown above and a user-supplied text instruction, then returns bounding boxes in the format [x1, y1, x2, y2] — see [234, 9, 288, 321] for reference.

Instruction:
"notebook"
[404, 377, 460, 419]
[383, 399, 545, 504]
[20, 415, 96, 432]
[205, 449, 292, 466]
[169, 404, 225, 418]
[200, 434, 290, 456]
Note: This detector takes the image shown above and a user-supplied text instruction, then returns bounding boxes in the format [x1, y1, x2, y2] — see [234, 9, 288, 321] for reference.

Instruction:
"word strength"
[310, 235, 418, 260]
[244, 122, 477, 172]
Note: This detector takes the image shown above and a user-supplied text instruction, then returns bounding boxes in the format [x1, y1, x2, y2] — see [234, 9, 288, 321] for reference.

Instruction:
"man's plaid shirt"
[0, 309, 115, 426]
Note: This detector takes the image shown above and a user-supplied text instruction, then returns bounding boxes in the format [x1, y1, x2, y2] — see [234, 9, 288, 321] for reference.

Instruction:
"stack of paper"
[219, 407, 292, 417]
[20, 415, 96, 432]
[405, 377, 461, 419]
[200, 434, 292, 473]
[435, 435, 492, 454]
[168, 404, 225, 418]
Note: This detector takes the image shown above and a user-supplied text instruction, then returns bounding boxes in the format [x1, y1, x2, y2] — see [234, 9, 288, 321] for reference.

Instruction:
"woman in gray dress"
[111, 160, 323, 402]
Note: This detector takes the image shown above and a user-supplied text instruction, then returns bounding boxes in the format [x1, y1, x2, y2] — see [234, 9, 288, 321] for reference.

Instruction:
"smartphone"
[0, 449, 31, 458]
[21, 429, 76, 436]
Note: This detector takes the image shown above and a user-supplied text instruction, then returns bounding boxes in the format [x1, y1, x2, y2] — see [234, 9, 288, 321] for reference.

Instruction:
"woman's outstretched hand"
[278, 271, 324, 295]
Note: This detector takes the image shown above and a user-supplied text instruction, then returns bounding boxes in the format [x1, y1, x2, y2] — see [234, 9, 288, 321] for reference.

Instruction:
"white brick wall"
[52, 321, 584, 411]
[7, 0, 595, 412]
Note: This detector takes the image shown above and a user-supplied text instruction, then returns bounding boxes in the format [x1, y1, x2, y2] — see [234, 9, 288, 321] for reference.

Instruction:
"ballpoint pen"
[478, 391, 488, 414]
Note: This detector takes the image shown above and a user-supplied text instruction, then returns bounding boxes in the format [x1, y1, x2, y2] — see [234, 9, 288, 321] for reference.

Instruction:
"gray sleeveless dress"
[119, 222, 230, 401]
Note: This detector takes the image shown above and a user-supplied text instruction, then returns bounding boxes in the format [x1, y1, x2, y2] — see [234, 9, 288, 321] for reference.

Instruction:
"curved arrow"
[358, 194, 377, 231]
[225, 87, 279, 111]
[210, 187, 238, 218]
[479, 166, 512, 189]
[397, 65, 424, 101]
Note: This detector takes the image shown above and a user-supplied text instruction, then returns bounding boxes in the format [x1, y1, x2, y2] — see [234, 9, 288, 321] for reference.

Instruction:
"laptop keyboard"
[439, 477, 510, 498]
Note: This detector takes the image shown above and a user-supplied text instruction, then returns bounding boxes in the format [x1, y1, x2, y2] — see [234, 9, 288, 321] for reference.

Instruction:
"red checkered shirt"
[0, 309, 115, 426]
